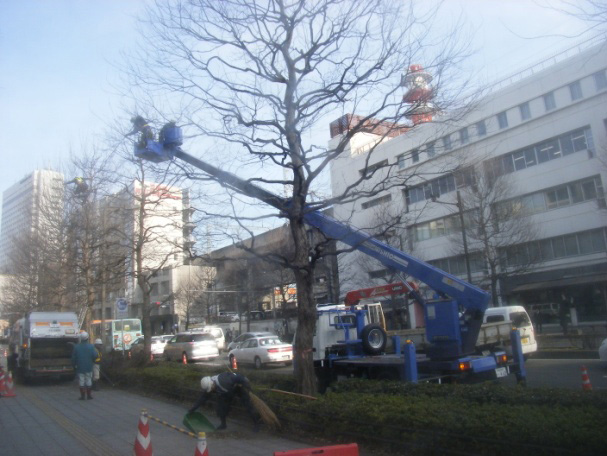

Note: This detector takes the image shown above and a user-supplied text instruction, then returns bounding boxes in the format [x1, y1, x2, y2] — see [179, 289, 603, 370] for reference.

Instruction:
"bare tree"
[451, 167, 542, 306]
[123, 0, 475, 394]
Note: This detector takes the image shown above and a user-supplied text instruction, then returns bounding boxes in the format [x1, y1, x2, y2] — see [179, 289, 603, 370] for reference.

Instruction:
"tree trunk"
[290, 219, 317, 396]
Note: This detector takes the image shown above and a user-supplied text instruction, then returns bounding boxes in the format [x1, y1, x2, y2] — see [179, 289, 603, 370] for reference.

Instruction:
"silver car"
[227, 331, 274, 352]
[163, 332, 219, 364]
[228, 335, 292, 369]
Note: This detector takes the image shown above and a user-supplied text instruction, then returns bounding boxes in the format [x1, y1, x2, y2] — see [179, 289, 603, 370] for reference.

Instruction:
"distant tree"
[449, 167, 542, 306]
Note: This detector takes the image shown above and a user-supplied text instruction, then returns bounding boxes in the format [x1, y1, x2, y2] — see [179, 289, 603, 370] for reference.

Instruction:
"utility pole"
[456, 191, 472, 284]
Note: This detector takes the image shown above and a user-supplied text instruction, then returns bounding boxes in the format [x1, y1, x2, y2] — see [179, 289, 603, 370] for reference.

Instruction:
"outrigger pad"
[183, 411, 216, 433]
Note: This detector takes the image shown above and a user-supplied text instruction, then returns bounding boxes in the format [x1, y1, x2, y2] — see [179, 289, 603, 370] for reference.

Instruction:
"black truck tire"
[361, 324, 387, 355]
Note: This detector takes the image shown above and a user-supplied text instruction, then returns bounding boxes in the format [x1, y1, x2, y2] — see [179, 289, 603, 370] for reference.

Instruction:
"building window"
[412, 149, 420, 163]
[459, 127, 469, 145]
[593, 70, 607, 91]
[397, 155, 407, 169]
[497, 111, 508, 129]
[484, 126, 592, 179]
[404, 166, 474, 206]
[543, 92, 556, 111]
[442, 135, 452, 151]
[569, 80, 583, 101]
[476, 120, 486, 137]
[519, 102, 531, 121]
[504, 228, 607, 267]
[359, 159, 388, 177]
[362, 194, 392, 210]
[426, 141, 436, 158]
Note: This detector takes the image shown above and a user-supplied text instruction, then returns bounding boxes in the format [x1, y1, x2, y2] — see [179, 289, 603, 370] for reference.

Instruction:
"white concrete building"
[330, 41, 607, 323]
[0, 169, 64, 273]
[93, 182, 213, 334]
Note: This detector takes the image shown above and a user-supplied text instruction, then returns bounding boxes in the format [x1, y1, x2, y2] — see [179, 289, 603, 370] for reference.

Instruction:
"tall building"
[330, 40, 607, 323]
[0, 169, 64, 273]
[92, 180, 204, 333]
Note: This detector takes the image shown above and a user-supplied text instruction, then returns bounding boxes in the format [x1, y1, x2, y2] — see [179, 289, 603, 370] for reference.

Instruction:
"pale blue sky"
[0, 0, 593, 222]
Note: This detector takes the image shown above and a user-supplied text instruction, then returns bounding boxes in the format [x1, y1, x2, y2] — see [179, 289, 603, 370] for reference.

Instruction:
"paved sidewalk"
[0, 379, 358, 456]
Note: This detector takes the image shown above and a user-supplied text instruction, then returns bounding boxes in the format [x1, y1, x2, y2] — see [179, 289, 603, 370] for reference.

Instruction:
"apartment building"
[330, 41, 607, 323]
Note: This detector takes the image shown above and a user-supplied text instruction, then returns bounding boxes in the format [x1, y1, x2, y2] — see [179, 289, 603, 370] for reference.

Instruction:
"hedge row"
[104, 360, 606, 456]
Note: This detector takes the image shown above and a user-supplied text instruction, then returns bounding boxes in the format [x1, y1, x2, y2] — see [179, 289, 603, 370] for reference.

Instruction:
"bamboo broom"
[250, 392, 281, 430]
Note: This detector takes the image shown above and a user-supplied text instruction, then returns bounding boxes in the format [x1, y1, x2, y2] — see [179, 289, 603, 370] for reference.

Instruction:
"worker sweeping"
[189, 373, 260, 432]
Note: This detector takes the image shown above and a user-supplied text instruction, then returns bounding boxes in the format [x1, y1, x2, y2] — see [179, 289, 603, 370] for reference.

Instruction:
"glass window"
[426, 141, 436, 158]
[539, 239, 554, 261]
[476, 120, 486, 136]
[569, 182, 583, 203]
[591, 229, 606, 251]
[543, 92, 556, 111]
[512, 150, 526, 171]
[397, 155, 406, 169]
[594, 70, 607, 91]
[459, 128, 469, 144]
[560, 134, 574, 155]
[564, 234, 579, 256]
[497, 111, 508, 129]
[582, 180, 598, 200]
[412, 149, 419, 163]
[443, 135, 452, 151]
[552, 237, 566, 258]
[569, 81, 583, 101]
[519, 102, 531, 121]
[503, 154, 515, 174]
[523, 148, 537, 167]
[571, 130, 587, 151]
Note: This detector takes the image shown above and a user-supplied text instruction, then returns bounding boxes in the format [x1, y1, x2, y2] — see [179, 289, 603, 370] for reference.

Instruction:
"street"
[197, 353, 607, 390]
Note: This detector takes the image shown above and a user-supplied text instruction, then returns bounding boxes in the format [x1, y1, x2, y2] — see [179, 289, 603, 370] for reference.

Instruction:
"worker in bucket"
[189, 372, 260, 432]
[71, 331, 98, 400]
[127, 115, 154, 149]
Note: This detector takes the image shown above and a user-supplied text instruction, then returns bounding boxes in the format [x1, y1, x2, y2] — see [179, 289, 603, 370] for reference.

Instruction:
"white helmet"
[94, 339, 103, 345]
[200, 376, 213, 393]
[80, 331, 89, 340]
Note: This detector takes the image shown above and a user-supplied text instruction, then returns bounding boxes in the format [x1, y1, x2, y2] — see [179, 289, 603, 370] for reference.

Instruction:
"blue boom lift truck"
[131, 122, 526, 389]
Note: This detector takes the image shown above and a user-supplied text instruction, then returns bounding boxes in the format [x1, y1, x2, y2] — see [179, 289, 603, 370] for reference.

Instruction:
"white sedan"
[228, 335, 292, 369]
[599, 338, 607, 363]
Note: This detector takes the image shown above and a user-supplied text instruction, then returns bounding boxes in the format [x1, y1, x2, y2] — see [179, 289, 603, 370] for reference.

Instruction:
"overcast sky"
[0, 0, 596, 223]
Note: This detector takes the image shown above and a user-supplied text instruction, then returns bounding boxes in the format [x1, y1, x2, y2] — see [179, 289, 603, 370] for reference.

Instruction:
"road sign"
[116, 298, 128, 318]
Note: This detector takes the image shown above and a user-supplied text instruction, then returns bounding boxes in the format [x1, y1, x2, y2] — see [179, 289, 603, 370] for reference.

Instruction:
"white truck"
[8, 312, 80, 382]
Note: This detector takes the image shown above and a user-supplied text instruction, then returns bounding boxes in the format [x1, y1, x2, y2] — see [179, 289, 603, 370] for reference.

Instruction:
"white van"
[483, 305, 537, 357]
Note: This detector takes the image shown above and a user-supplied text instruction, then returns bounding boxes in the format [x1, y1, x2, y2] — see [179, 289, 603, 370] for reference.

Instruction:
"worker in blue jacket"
[189, 372, 259, 431]
[71, 331, 98, 400]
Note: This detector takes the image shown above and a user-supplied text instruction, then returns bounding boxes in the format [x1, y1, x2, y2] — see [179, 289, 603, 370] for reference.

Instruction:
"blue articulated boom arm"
[134, 124, 491, 357]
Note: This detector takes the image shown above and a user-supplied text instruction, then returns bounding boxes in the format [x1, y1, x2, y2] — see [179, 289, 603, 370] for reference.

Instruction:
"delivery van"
[483, 305, 537, 357]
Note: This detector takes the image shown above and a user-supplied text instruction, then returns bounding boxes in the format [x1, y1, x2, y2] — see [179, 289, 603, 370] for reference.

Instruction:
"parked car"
[599, 338, 607, 363]
[163, 332, 219, 364]
[228, 335, 292, 369]
[483, 305, 537, 357]
[130, 335, 173, 359]
[198, 326, 226, 351]
[227, 331, 274, 352]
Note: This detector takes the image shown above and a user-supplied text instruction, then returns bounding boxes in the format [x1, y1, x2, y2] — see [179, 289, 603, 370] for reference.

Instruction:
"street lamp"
[431, 190, 472, 283]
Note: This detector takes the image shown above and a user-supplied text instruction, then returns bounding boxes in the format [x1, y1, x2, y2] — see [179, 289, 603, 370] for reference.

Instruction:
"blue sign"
[116, 298, 128, 318]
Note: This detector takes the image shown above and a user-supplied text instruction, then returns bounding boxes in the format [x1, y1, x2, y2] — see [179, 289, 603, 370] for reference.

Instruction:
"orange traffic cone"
[3, 371, 17, 397]
[134, 410, 153, 456]
[231, 356, 238, 370]
[581, 365, 593, 391]
[0, 367, 6, 396]
[194, 432, 209, 456]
